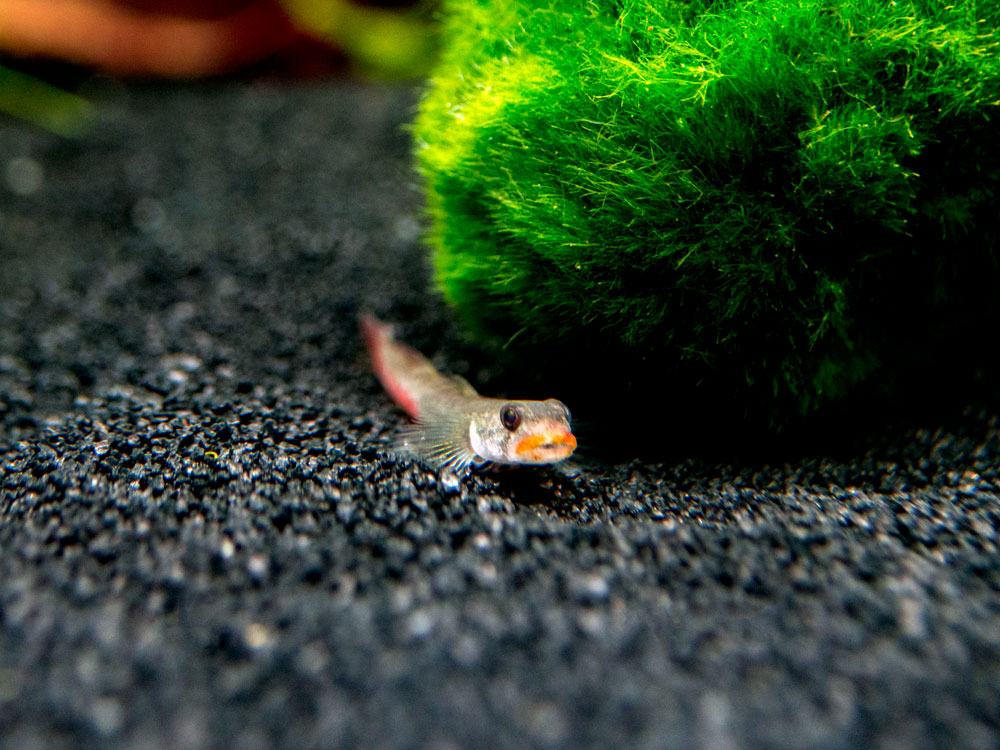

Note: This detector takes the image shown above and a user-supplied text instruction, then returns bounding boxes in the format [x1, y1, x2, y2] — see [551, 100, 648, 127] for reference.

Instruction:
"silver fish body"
[361, 315, 576, 472]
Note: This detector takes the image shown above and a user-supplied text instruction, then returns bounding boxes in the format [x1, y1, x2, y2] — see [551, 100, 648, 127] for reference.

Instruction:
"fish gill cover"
[413, 0, 1000, 444]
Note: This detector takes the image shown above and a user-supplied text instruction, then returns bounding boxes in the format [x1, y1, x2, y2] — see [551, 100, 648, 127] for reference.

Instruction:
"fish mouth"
[514, 431, 577, 463]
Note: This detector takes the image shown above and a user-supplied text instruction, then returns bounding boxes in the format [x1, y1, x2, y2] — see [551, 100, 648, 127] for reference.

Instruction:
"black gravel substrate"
[1, 80, 999, 750]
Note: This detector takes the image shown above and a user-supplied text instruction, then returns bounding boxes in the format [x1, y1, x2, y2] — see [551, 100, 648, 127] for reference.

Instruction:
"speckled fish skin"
[361, 314, 576, 472]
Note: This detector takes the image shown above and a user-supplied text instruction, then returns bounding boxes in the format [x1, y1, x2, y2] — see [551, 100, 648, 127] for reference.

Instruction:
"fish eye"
[500, 404, 521, 431]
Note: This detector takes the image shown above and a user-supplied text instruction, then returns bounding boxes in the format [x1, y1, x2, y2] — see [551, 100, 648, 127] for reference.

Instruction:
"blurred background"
[0, 0, 438, 136]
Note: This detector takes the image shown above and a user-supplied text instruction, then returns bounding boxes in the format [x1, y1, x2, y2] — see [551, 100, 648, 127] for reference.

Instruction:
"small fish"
[361, 314, 577, 473]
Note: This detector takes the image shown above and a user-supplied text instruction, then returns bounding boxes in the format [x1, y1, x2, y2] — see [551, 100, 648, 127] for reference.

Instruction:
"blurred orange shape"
[0, 0, 311, 77]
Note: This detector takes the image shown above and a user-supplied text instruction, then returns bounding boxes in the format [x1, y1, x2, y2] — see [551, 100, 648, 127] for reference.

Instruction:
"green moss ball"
[414, 0, 1000, 435]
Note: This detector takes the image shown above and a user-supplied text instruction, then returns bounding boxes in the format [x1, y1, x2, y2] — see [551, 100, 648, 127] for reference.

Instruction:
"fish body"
[361, 315, 576, 472]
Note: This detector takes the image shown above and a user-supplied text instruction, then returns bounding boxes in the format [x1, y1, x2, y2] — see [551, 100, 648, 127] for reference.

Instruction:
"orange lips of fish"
[514, 430, 578, 462]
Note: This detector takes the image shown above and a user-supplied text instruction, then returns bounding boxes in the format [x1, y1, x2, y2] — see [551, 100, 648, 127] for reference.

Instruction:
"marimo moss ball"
[414, 0, 1000, 435]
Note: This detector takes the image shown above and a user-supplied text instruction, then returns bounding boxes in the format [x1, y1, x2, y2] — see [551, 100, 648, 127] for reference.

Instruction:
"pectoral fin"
[393, 406, 479, 473]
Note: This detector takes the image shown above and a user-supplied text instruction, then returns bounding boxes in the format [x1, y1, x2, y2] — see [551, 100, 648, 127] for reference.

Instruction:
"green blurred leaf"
[0, 66, 94, 137]
[283, 0, 439, 78]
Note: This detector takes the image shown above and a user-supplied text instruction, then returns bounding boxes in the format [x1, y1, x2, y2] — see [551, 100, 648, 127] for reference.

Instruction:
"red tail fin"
[359, 314, 423, 419]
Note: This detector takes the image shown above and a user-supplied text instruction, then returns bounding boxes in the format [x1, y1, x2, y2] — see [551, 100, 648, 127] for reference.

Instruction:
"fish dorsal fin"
[449, 374, 479, 398]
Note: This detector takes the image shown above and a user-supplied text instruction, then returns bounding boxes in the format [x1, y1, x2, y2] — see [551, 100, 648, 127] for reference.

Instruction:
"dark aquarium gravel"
[1, 80, 999, 749]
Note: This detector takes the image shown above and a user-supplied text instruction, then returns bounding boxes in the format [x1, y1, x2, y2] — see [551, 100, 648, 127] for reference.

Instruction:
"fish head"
[469, 398, 576, 465]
